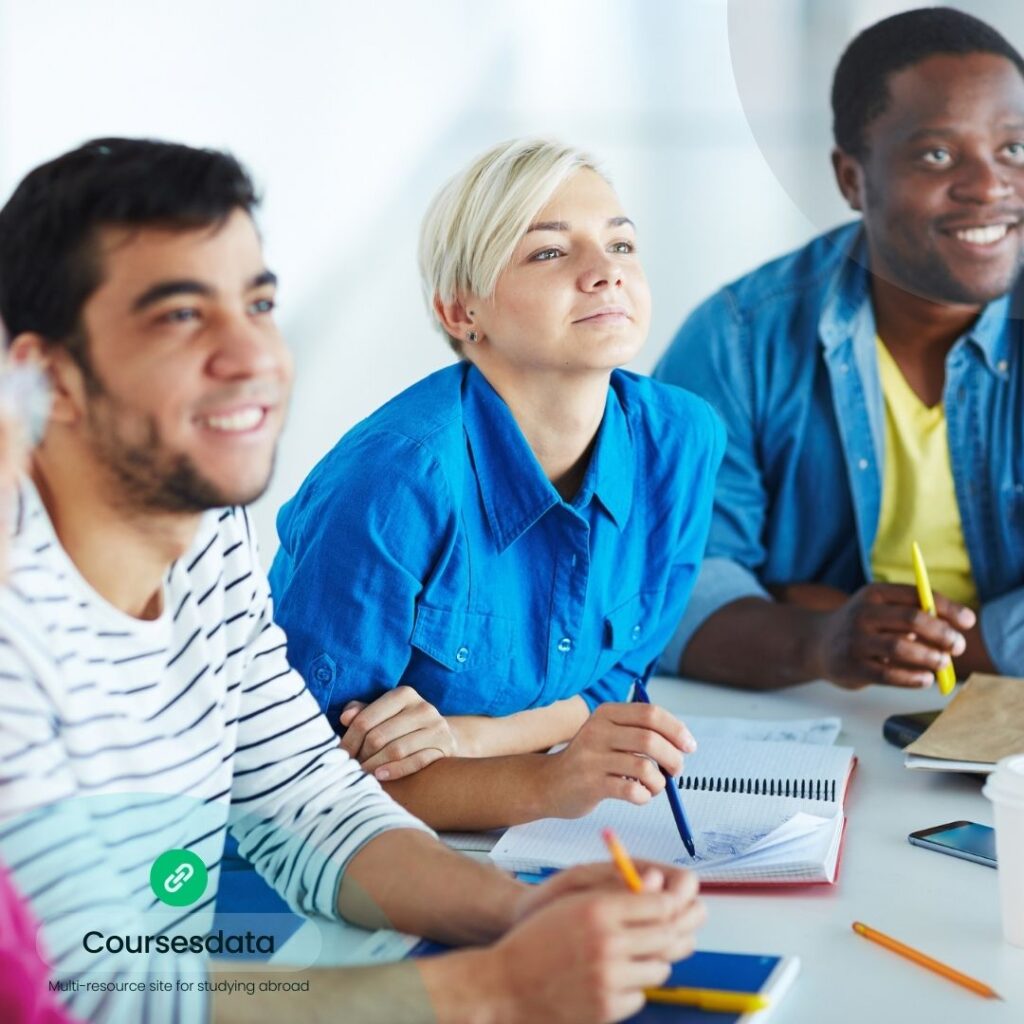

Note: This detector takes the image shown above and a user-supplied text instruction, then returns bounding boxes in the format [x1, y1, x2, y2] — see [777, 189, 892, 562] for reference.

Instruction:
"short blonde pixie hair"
[419, 138, 604, 352]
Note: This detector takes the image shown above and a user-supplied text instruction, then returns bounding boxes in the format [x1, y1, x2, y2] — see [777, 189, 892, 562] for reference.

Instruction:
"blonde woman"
[270, 139, 725, 830]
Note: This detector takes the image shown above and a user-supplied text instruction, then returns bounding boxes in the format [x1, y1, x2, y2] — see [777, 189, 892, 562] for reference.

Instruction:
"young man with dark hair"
[656, 7, 1024, 691]
[0, 137, 703, 1024]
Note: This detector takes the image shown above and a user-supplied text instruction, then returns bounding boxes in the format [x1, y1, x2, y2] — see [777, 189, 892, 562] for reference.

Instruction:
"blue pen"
[632, 676, 697, 858]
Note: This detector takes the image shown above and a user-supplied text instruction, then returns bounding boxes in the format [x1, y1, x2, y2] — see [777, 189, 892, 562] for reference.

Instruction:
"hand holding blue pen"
[633, 677, 698, 858]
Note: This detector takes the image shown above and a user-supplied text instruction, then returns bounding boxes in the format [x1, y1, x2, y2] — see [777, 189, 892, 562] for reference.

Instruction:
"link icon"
[150, 849, 208, 907]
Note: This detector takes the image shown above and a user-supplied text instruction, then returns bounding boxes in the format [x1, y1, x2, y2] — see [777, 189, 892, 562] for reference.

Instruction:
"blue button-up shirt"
[654, 221, 1024, 676]
[269, 363, 724, 725]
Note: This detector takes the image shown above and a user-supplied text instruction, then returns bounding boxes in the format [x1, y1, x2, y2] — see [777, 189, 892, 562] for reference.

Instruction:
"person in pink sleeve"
[0, 861, 80, 1024]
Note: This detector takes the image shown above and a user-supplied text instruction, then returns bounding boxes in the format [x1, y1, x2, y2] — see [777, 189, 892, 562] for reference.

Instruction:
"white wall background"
[0, 0, 1020, 563]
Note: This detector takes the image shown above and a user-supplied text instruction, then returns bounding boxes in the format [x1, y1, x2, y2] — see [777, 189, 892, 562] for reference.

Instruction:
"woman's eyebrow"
[525, 216, 635, 233]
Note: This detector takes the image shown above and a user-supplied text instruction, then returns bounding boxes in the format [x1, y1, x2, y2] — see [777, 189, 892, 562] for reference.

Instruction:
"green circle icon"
[150, 849, 208, 907]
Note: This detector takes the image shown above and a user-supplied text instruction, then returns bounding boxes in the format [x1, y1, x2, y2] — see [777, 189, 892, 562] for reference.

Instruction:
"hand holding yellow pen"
[600, 829, 770, 1015]
[910, 542, 957, 695]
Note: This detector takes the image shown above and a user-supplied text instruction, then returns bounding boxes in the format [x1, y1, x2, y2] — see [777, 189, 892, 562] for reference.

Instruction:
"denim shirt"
[269, 363, 724, 727]
[654, 221, 1024, 675]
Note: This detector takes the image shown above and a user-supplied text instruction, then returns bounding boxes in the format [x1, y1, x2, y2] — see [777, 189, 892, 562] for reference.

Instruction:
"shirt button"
[455, 646, 469, 664]
[557, 637, 573, 654]
[997, 359, 1009, 374]
[857, 458, 869, 471]
[314, 666, 331, 683]
[839, 363, 850, 374]
[631, 624, 642, 640]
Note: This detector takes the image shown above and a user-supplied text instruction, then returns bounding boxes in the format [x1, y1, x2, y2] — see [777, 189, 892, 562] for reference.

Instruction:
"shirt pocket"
[603, 590, 666, 652]
[408, 604, 515, 715]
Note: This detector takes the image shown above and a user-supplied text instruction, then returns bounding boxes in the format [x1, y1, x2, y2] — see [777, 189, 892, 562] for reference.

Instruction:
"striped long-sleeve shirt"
[0, 479, 432, 1023]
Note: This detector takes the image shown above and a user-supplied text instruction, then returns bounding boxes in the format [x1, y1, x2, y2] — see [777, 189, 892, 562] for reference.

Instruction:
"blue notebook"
[407, 942, 798, 1023]
[626, 951, 799, 1023]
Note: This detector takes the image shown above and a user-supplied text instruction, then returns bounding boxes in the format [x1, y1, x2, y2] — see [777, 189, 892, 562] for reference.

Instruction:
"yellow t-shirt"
[870, 337, 978, 608]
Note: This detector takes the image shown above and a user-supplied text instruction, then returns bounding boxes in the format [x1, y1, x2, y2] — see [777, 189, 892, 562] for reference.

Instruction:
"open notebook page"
[491, 788, 844, 883]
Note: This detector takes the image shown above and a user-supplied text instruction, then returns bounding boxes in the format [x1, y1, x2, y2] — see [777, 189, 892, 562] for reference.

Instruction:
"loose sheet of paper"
[682, 715, 842, 746]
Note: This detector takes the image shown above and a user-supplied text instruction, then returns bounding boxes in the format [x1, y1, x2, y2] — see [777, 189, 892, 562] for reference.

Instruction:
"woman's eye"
[921, 147, 952, 167]
[1004, 141, 1024, 161]
[529, 247, 563, 262]
[609, 241, 635, 254]
[249, 297, 276, 315]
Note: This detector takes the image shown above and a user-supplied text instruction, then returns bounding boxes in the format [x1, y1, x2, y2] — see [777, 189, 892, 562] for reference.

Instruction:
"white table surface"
[276, 677, 1024, 1022]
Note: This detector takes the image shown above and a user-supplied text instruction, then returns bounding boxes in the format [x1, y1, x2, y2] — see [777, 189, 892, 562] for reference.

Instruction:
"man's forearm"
[212, 953, 504, 1024]
[453, 696, 588, 757]
[681, 597, 827, 689]
[339, 829, 525, 944]
[380, 751, 557, 830]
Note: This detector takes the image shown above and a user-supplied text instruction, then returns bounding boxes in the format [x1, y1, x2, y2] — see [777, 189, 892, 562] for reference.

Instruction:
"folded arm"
[379, 703, 694, 831]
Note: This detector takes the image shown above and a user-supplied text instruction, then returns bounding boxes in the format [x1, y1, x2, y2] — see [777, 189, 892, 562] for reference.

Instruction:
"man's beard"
[83, 373, 274, 516]
[870, 225, 1022, 307]
[864, 178, 1024, 306]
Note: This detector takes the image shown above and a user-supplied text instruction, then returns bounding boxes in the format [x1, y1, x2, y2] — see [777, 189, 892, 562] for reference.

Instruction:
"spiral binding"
[678, 776, 837, 801]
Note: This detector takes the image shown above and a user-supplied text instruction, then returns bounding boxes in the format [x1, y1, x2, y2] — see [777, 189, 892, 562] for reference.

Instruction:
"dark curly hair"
[832, 7, 1024, 158]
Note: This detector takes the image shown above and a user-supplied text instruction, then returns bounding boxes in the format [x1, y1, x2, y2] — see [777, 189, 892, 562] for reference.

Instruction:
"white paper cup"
[983, 753, 1024, 947]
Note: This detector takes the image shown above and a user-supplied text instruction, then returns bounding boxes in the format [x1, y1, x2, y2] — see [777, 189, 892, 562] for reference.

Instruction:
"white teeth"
[203, 407, 264, 432]
[955, 224, 1009, 245]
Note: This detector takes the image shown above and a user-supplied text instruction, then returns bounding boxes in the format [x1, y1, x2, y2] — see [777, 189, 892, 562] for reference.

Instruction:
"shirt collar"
[819, 223, 1015, 377]
[965, 290, 1012, 377]
[818, 226, 874, 352]
[462, 365, 634, 552]
[573, 375, 634, 530]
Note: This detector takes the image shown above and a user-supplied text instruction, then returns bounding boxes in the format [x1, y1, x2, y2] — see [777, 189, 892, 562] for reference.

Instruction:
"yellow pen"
[910, 541, 957, 695]
[644, 987, 770, 1012]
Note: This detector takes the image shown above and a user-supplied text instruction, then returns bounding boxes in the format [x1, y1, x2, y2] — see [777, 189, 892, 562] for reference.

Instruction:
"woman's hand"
[339, 686, 459, 781]
[538, 702, 696, 819]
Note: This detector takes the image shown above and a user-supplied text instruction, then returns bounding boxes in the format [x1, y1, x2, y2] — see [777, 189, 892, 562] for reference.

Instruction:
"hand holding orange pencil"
[601, 829, 766, 1014]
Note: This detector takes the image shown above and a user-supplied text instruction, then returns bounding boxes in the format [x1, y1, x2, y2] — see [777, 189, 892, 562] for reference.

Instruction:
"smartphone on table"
[882, 709, 940, 748]
[908, 820, 996, 867]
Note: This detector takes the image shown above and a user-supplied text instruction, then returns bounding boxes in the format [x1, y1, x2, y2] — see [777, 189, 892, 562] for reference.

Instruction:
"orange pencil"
[601, 828, 644, 893]
[852, 922, 1001, 1000]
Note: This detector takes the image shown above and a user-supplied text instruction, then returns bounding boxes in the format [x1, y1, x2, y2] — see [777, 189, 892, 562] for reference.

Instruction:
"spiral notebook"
[490, 739, 855, 885]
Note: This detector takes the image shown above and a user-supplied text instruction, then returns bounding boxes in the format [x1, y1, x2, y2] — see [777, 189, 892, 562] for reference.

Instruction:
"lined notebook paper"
[491, 739, 855, 885]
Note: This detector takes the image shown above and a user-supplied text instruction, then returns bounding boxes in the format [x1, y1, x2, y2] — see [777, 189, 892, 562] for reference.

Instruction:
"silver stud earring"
[467, 330, 478, 343]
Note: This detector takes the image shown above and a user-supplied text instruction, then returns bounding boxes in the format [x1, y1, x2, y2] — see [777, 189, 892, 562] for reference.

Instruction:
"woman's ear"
[434, 293, 483, 347]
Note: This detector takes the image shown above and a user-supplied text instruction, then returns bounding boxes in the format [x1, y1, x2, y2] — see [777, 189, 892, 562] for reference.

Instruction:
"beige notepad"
[905, 674, 1024, 773]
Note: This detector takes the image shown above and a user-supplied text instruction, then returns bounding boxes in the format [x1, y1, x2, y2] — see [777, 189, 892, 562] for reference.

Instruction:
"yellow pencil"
[852, 921, 1001, 999]
[910, 541, 958, 696]
[644, 987, 770, 1012]
[601, 827, 644, 892]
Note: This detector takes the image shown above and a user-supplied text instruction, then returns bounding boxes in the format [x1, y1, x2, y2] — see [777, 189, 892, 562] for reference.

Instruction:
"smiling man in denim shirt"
[656, 8, 1024, 692]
